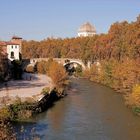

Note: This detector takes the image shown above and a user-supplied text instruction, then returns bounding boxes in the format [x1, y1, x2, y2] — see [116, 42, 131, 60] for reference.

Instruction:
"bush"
[41, 87, 50, 95]
[36, 61, 48, 74]
[74, 65, 83, 76]
[25, 65, 34, 73]
[35, 59, 69, 89]
[48, 61, 69, 88]
[0, 120, 16, 139]
[132, 107, 140, 115]
[36, 58, 54, 74]
[0, 107, 10, 120]
[125, 85, 140, 107]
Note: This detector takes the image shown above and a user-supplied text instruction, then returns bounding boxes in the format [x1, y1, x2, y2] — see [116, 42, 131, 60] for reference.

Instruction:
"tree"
[48, 61, 68, 88]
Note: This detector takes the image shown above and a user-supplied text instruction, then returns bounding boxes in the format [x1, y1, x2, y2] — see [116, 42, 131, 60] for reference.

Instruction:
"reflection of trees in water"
[47, 98, 69, 132]
[12, 122, 42, 139]
[0, 121, 42, 139]
[0, 121, 16, 139]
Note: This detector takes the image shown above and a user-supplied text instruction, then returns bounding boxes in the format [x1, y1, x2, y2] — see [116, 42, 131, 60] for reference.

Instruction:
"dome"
[78, 22, 96, 33]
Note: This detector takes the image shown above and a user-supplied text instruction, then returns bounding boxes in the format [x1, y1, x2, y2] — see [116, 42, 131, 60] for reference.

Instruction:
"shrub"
[36, 58, 54, 74]
[0, 107, 10, 120]
[25, 65, 34, 73]
[0, 120, 16, 139]
[125, 85, 140, 107]
[36, 61, 48, 74]
[48, 61, 69, 88]
[35, 59, 69, 89]
[41, 87, 50, 95]
[74, 65, 83, 76]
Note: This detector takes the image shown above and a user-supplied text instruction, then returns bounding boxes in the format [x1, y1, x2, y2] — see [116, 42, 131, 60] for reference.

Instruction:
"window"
[11, 46, 13, 49]
[15, 45, 17, 49]
[11, 51, 14, 58]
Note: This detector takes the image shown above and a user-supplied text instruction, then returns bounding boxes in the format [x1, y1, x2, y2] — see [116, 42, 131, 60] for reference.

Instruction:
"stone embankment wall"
[8, 88, 66, 121]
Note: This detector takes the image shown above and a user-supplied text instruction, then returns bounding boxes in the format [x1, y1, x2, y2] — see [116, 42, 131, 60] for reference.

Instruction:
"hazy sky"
[0, 0, 140, 40]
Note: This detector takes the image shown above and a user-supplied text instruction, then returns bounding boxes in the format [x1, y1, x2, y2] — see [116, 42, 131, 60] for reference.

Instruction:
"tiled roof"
[6, 41, 19, 45]
[0, 41, 19, 46]
[0, 41, 6, 46]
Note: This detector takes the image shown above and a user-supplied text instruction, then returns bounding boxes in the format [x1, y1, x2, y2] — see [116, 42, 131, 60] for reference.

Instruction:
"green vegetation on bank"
[0, 87, 66, 122]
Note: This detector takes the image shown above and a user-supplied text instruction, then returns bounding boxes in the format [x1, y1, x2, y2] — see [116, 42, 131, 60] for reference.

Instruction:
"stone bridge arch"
[63, 59, 86, 70]
[29, 58, 87, 70]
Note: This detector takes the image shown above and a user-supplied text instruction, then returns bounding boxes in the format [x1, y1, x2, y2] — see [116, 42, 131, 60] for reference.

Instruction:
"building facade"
[6, 43, 20, 61]
[0, 36, 22, 61]
[78, 22, 96, 37]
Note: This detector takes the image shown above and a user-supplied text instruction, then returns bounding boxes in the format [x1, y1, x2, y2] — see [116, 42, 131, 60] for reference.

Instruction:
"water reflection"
[47, 99, 69, 132]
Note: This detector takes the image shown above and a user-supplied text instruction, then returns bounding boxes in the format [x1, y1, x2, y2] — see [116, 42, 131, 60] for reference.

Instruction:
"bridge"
[29, 58, 90, 70]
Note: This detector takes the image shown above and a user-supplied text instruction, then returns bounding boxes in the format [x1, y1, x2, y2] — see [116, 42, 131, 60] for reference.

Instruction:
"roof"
[6, 41, 20, 45]
[0, 41, 19, 46]
[78, 22, 96, 33]
[0, 41, 6, 46]
[12, 36, 22, 39]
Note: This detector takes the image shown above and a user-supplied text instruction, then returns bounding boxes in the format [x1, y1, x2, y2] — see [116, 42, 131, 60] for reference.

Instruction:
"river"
[13, 78, 140, 140]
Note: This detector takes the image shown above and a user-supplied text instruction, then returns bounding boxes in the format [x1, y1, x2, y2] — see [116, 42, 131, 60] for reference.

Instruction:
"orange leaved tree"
[48, 61, 68, 88]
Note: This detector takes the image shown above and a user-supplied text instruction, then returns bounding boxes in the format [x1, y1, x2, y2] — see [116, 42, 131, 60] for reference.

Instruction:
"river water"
[14, 78, 140, 140]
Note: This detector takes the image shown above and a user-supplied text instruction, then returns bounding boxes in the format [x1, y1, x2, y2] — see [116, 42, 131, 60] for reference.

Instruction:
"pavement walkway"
[0, 73, 53, 106]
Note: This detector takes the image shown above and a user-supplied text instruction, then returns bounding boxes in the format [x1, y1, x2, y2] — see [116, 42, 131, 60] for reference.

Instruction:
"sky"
[0, 0, 140, 40]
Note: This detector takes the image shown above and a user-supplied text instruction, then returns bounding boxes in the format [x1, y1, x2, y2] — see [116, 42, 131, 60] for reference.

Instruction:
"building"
[78, 22, 96, 37]
[11, 36, 22, 53]
[0, 36, 22, 61]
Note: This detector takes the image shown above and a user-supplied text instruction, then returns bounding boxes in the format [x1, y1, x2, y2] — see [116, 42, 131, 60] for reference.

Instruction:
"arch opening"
[64, 62, 83, 75]
[11, 51, 14, 59]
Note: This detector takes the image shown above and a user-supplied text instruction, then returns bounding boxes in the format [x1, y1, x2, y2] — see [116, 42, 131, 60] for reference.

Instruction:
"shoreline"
[0, 72, 68, 121]
[0, 73, 53, 107]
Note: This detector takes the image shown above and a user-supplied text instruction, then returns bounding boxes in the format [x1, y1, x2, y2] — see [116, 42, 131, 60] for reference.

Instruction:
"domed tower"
[78, 22, 96, 37]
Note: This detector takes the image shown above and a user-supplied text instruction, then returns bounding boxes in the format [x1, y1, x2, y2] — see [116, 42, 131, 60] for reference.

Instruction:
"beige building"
[78, 22, 96, 37]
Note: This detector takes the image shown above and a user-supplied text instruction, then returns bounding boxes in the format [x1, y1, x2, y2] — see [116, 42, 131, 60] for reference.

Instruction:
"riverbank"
[0, 72, 68, 122]
[5, 87, 66, 121]
[0, 73, 53, 107]
[82, 59, 140, 115]
[0, 70, 68, 139]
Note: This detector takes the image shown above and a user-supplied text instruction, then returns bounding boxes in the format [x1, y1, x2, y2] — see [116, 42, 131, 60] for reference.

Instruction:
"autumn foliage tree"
[36, 58, 53, 74]
[48, 61, 68, 88]
[35, 59, 68, 88]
